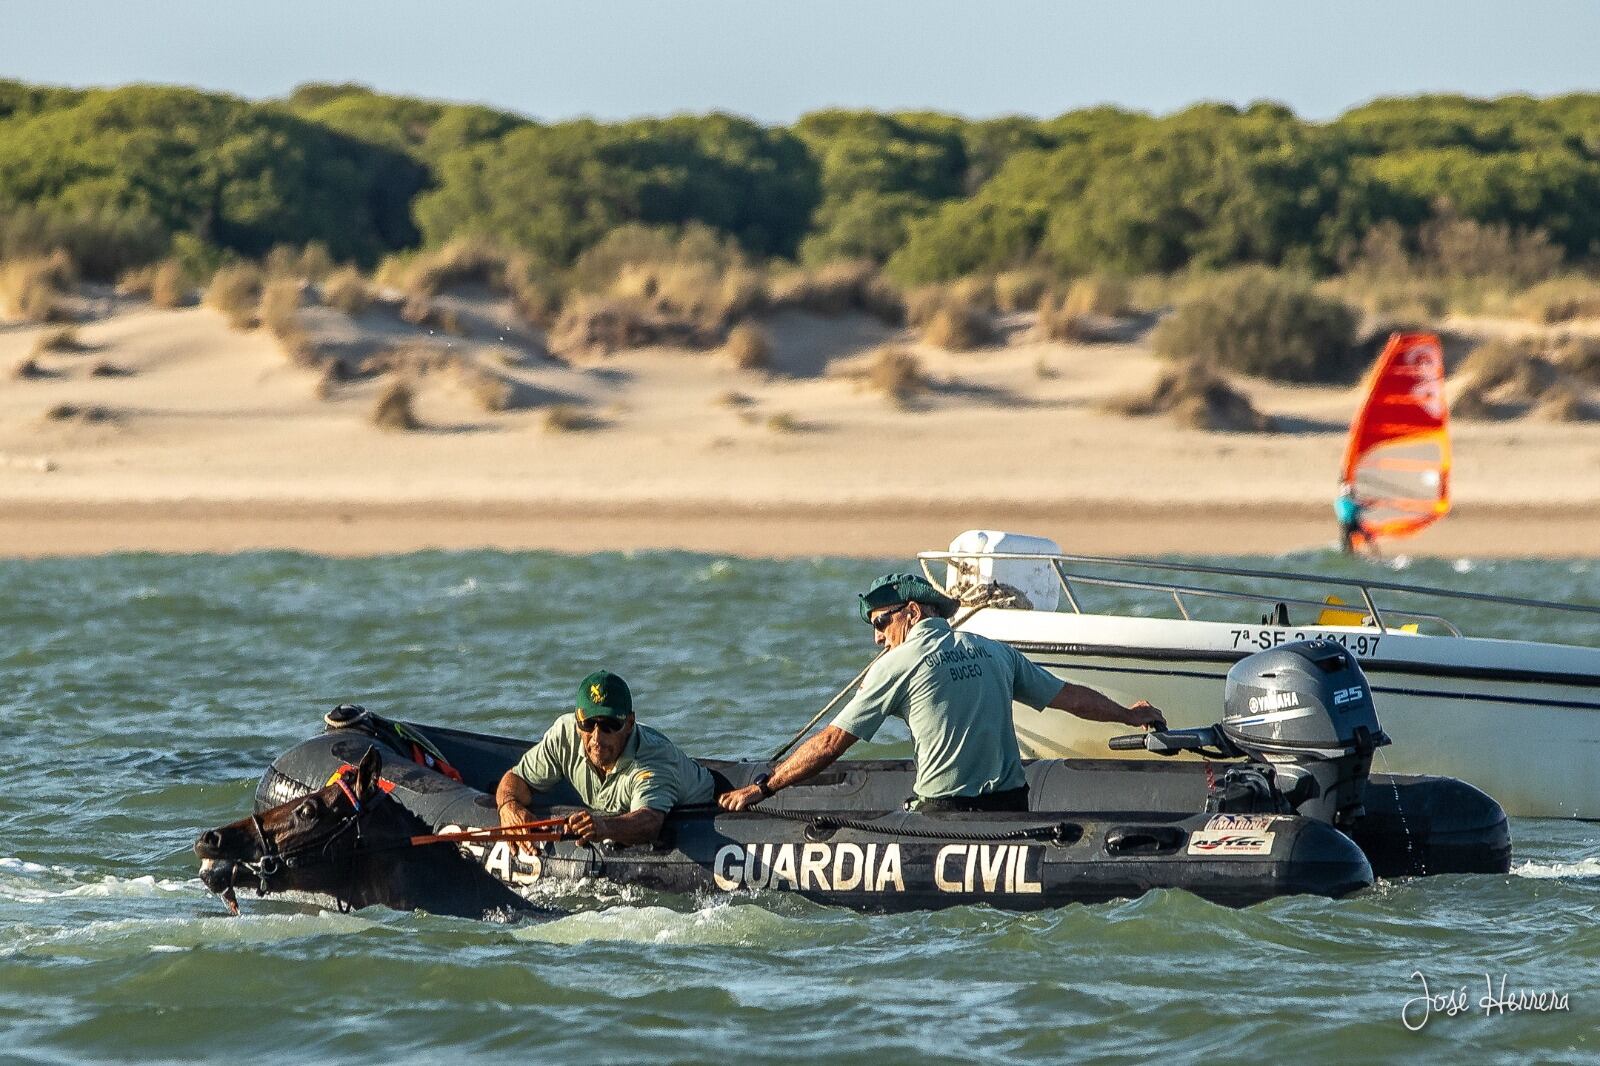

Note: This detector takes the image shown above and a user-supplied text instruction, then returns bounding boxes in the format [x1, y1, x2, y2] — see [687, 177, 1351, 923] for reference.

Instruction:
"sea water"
[0, 551, 1594, 1064]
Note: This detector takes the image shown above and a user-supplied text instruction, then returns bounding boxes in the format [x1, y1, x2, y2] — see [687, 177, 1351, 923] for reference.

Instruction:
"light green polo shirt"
[832, 617, 1066, 799]
[513, 716, 715, 813]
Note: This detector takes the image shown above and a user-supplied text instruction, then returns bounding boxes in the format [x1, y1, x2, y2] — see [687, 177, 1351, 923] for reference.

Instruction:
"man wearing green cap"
[720, 573, 1166, 813]
[496, 670, 715, 845]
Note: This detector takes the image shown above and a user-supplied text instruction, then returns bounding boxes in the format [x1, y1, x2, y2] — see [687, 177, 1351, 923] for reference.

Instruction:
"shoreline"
[3, 498, 1598, 559]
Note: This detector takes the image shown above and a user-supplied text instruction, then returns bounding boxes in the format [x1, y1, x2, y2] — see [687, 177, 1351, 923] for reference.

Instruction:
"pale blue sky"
[4, 1, 1597, 122]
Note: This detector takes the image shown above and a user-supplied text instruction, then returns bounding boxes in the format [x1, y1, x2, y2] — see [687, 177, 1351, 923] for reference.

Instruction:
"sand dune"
[1, 292, 1597, 558]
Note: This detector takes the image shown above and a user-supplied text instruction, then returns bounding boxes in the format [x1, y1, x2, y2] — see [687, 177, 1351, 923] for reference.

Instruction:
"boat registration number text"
[1229, 629, 1381, 655]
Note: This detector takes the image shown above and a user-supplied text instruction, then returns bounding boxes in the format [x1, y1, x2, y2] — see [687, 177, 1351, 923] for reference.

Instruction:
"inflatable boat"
[224, 641, 1511, 915]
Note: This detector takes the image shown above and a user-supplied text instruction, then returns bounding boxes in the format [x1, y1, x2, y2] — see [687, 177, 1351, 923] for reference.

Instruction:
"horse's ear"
[356, 746, 383, 800]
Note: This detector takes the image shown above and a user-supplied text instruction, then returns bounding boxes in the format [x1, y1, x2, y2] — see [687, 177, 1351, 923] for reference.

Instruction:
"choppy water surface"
[1, 550, 1595, 1064]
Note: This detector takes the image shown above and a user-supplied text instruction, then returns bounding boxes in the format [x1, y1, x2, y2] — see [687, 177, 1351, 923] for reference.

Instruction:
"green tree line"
[2, 79, 1598, 281]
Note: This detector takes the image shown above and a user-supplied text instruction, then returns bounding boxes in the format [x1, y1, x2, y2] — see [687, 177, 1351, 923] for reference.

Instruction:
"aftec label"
[1186, 829, 1276, 857]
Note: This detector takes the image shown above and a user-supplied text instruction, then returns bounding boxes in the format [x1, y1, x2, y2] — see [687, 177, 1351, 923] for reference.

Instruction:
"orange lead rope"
[408, 817, 569, 847]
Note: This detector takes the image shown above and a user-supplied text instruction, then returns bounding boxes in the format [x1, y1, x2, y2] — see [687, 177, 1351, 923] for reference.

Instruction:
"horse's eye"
[297, 798, 321, 820]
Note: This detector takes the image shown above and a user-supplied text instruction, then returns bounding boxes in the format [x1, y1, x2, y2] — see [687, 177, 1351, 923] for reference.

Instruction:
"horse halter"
[234, 770, 384, 897]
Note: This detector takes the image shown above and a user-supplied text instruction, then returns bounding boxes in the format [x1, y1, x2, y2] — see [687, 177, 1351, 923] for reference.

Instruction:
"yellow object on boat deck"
[1317, 595, 1419, 632]
[1318, 595, 1368, 626]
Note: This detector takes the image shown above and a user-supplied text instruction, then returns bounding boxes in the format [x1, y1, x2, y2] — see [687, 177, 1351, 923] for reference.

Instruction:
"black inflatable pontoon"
[250, 641, 1510, 913]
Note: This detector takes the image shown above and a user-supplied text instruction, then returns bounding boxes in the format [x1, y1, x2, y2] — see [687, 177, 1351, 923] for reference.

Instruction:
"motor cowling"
[1216, 640, 1391, 826]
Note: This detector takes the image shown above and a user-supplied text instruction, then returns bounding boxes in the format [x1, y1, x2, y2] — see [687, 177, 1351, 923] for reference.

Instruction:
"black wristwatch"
[753, 772, 775, 798]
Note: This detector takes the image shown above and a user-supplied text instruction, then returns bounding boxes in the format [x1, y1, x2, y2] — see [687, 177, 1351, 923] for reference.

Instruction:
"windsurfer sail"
[1337, 332, 1451, 552]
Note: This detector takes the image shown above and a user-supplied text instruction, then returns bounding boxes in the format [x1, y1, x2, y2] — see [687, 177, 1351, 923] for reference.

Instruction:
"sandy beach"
[3, 297, 1598, 559]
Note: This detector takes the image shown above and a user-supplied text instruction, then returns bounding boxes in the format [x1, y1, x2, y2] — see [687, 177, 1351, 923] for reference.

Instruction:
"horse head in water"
[194, 746, 533, 920]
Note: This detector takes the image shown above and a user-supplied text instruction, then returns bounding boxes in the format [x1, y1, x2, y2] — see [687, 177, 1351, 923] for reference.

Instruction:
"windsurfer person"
[1335, 483, 1370, 555]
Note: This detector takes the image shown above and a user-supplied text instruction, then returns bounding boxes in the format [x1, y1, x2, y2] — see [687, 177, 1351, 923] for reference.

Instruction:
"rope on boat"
[767, 604, 989, 762]
[748, 806, 1082, 845]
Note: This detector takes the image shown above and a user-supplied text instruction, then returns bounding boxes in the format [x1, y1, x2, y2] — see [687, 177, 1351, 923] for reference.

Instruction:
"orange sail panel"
[1339, 332, 1451, 540]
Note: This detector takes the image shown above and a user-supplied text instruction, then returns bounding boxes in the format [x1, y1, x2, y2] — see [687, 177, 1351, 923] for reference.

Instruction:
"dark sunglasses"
[868, 606, 907, 632]
[576, 715, 626, 734]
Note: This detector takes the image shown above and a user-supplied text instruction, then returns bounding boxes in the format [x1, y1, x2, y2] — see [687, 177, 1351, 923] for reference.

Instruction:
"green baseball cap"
[858, 572, 958, 623]
[576, 669, 633, 719]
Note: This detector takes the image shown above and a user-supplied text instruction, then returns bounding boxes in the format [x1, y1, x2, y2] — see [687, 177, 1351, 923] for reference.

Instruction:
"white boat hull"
[965, 609, 1600, 820]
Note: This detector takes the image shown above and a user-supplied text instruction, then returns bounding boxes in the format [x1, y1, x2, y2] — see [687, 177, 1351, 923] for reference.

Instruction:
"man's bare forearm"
[1048, 682, 1163, 727]
[495, 770, 535, 823]
[770, 725, 858, 790]
[582, 807, 665, 845]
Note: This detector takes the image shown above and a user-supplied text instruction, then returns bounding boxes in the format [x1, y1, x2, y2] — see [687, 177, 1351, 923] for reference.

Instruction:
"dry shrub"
[117, 259, 188, 308]
[403, 238, 521, 298]
[312, 360, 344, 401]
[0, 205, 165, 282]
[765, 411, 799, 433]
[400, 296, 466, 336]
[992, 270, 1052, 314]
[263, 246, 299, 279]
[1458, 337, 1559, 402]
[451, 363, 520, 412]
[370, 379, 420, 431]
[1514, 278, 1600, 325]
[1556, 336, 1600, 386]
[1152, 268, 1359, 383]
[867, 346, 925, 406]
[259, 278, 323, 366]
[610, 259, 764, 332]
[1417, 212, 1563, 286]
[830, 345, 927, 407]
[1065, 275, 1128, 318]
[205, 264, 262, 330]
[1496, 358, 1559, 404]
[280, 330, 324, 369]
[714, 390, 754, 407]
[44, 402, 115, 424]
[903, 286, 954, 329]
[509, 272, 562, 328]
[768, 260, 902, 323]
[1034, 356, 1060, 380]
[1035, 291, 1093, 342]
[297, 243, 334, 283]
[359, 342, 456, 379]
[12, 356, 54, 380]
[1111, 361, 1272, 432]
[322, 267, 370, 316]
[723, 323, 772, 370]
[34, 327, 86, 353]
[1530, 382, 1595, 422]
[1332, 274, 1449, 320]
[259, 278, 303, 338]
[920, 302, 998, 351]
[547, 294, 719, 359]
[89, 361, 133, 378]
[543, 403, 596, 432]
[1458, 337, 1530, 387]
[0, 252, 75, 322]
[1449, 381, 1504, 421]
[261, 243, 334, 282]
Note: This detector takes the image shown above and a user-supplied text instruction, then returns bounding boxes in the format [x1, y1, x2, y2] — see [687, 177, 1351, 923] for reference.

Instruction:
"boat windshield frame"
[917, 550, 1600, 638]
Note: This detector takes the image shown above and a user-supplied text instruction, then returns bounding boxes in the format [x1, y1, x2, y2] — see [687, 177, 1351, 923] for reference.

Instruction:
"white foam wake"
[0, 856, 200, 903]
[514, 897, 799, 946]
[1511, 856, 1600, 879]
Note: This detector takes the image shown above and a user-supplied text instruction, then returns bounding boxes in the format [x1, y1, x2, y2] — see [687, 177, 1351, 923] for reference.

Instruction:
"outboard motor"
[1220, 639, 1390, 826]
[1110, 639, 1391, 827]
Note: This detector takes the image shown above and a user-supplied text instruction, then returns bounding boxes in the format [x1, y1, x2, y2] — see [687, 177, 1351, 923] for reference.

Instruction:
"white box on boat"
[944, 530, 1062, 611]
